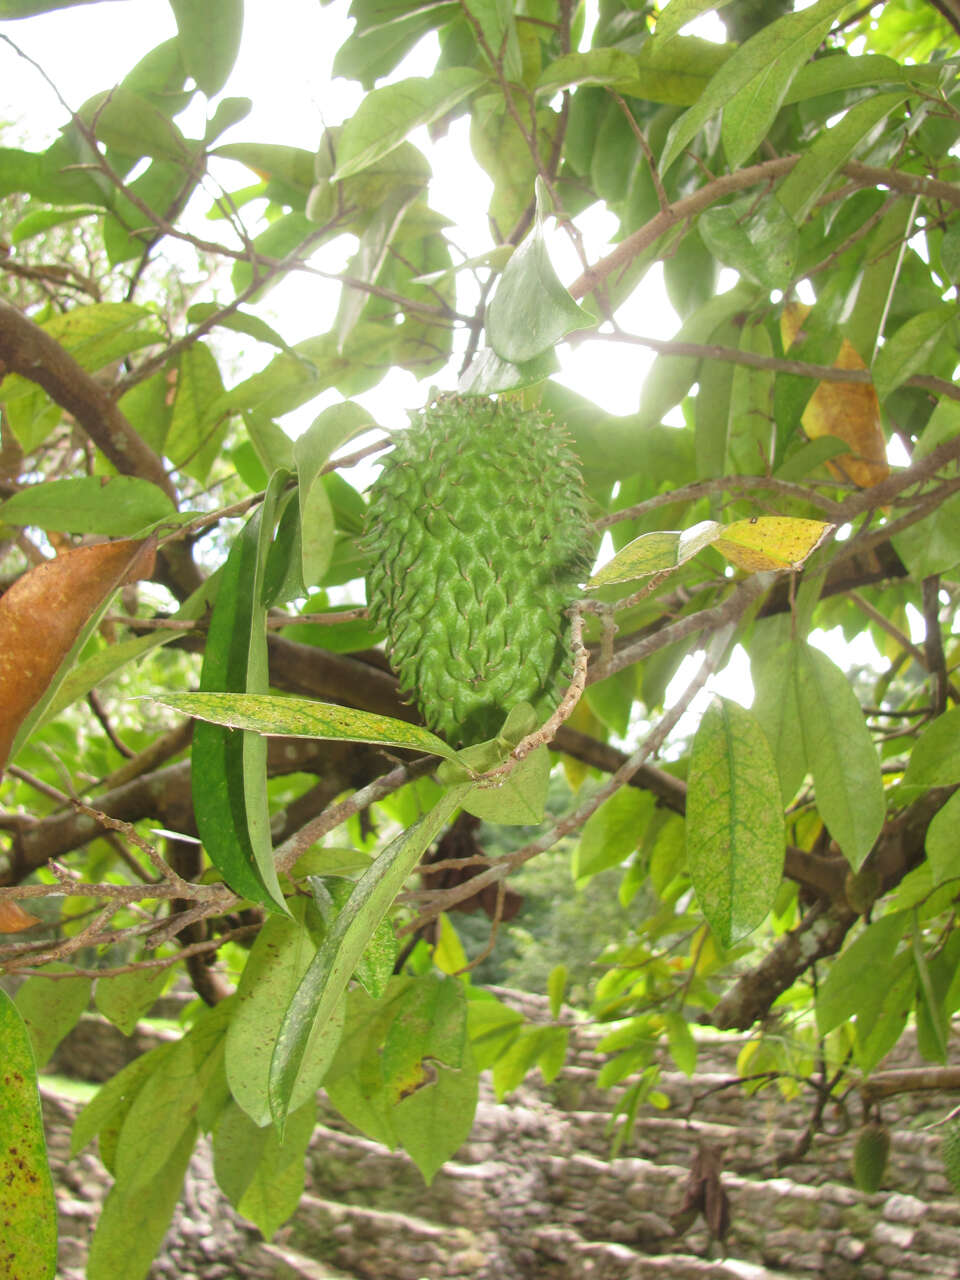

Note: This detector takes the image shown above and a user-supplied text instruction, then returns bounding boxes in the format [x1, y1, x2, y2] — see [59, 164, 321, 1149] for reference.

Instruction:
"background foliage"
[1, 0, 960, 1274]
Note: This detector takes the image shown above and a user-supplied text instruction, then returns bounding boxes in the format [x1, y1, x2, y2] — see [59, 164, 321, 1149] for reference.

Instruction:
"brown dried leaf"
[0, 901, 40, 932]
[781, 303, 889, 488]
[0, 538, 155, 770]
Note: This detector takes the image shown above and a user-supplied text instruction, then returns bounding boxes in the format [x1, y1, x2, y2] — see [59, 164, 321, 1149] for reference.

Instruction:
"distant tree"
[1, 1, 960, 1274]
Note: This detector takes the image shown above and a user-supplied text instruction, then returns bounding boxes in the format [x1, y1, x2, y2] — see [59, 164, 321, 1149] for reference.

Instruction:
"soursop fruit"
[852, 1122, 890, 1193]
[364, 396, 592, 746]
[942, 1117, 960, 1195]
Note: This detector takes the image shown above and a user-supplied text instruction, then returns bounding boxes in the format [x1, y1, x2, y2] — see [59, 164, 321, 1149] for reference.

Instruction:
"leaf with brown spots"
[0, 988, 57, 1280]
[0, 538, 155, 772]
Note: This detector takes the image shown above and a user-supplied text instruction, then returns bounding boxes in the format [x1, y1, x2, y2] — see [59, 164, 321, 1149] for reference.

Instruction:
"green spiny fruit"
[852, 1122, 890, 1193]
[942, 1117, 960, 1195]
[364, 396, 592, 746]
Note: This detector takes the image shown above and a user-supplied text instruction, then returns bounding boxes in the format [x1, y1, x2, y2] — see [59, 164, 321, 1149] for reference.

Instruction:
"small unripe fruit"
[365, 396, 592, 745]
[852, 1122, 890, 1193]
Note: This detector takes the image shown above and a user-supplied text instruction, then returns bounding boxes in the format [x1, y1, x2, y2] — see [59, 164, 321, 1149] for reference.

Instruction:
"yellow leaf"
[780, 303, 889, 488]
[713, 516, 833, 572]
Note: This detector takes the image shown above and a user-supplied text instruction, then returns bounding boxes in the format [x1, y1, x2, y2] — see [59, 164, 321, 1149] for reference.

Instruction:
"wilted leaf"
[0, 901, 40, 932]
[781, 303, 889, 487]
[713, 517, 833, 572]
[0, 539, 155, 771]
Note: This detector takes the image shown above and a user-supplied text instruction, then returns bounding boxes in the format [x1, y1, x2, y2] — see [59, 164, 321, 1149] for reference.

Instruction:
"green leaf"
[872, 306, 955, 403]
[382, 974, 478, 1183]
[165, 340, 229, 483]
[913, 916, 949, 1063]
[213, 1097, 316, 1239]
[14, 970, 92, 1068]
[0, 477, 176, 537]
[699, 194, 797, 292]
[78, 87, 190, 162]
[663, 1012, 697, 1076]
[70, 1045, 173, 1162]
[854, 951, 915, 1075]
[225, 899, 343, 1127]
[547, 964, 568, 1019]
[42, 575, 213, 729]
[588, 521, 722, 587]
[94, 966, 171, 1036]
[660, 0, 845, 173]
[186, 302, 297, 355]
[268, 783, 472, 1128]
[0, 989, 57, 1280]
[816, 910, 909, 1036]
[795, 643, 885, 871]
[112, 1001, 230, 1193]
[535, 48, 640, 95]
[190, 501, 288, 912]
[485, 177, 594, 364]
[574, 785, 653, 882]
[462, 745, 550, 825]
[87, 1124, 197, 1280]
[11, 205, 99, 244]
[163, 691, 465, 764]
[777, 92, 908, 223]
[332, 69, 486, 181]
[170, 0, 244, 96]
[457, 345, 559, 395]
[686, 697, 785, 947]
[903, 708, 960, 789]
[462, 0, 522, 80]
[751, 625, 807, 804]
[925, 789, 960, 887]
[294, 401, 376, 587]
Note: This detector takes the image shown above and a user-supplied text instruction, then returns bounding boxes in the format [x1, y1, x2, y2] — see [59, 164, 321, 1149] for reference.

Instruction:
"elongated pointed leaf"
[686, 697, 785, 946]
[795, 643, 885, 870]
[0, 989, 57, 1280]
[873, 306, 955, 403]
[0, 476, 175, 537]
[191, 498, 287, 912]
[660, 0, 845, 174]
[268, 782, 473, 1128]
[159, 691, 464, 764]
[226, 900, 345, 1126]
[815, 910, 909, 1036]
[486, 178, 594, 364]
